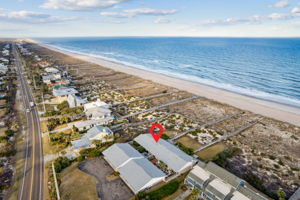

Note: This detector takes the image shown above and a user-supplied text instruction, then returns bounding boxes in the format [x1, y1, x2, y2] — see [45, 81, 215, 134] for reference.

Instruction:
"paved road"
[13, 43, 44, 200]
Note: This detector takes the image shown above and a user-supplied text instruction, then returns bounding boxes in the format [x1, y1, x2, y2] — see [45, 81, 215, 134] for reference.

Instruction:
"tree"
[5, 129, 14, 137]
[57, 101, 69, 111]
[277, 190, 286, 200]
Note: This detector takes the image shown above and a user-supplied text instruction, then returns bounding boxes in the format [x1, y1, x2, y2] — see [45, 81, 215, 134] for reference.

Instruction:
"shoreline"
[36, 41, 300, 126]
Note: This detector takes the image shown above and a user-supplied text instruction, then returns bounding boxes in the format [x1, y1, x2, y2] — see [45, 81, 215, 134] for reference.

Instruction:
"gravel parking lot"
[78, 157, 133, 200]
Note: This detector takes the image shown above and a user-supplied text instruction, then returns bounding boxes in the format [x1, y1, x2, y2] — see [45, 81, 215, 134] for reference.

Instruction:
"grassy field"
[196, 142, 226, 161]
[176, 136, 202, 150]
[59, 163, 98, 200]
[40, 120, 48, 132]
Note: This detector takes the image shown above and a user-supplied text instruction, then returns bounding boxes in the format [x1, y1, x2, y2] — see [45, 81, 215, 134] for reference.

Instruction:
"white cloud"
[41, 0, 130, 11]
[201, 9, 300, 26]
[274, 0, 289, 8]
[0, 10, 77, 23]
[291, 7, 300, 14]
[154, 18, 172, 24]
[100, 8, 178, 18]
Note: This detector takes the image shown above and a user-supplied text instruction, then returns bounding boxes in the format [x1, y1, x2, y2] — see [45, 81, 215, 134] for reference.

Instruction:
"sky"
[1, 0, 300, 37]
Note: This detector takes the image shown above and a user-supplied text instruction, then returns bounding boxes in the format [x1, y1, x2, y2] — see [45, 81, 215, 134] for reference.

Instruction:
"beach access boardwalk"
[170, 114, 238, 141]
[112, 92, 172, 106]
[193, 120, 258, 153]
[111, 112, 173, 131]
[119, 95, 200, 119]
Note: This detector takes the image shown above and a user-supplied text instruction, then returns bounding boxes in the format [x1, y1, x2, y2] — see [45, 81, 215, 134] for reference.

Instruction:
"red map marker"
[149, 124, 164, 142]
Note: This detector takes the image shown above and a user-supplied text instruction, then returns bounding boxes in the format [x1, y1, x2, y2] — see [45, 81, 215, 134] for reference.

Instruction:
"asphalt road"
[13, 43, 44, 200]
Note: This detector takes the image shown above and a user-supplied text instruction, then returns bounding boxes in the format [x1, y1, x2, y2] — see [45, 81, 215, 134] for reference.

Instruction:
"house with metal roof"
[67, 94, 87, 108]
[103, 143, 166, 194]
[71, 125, 113, 150]
[134, 134, 194, 173]
[119, 158, 166, 194]
[103, 143, 144, 169]
[53, 87, 78, 97]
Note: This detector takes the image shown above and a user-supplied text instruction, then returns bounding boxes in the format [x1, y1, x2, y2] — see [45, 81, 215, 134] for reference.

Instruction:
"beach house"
[52, 87, 78, 103]
[84, 99, 113, 124]
[67, 94, 87, 108]
[71, 125, 113, 150]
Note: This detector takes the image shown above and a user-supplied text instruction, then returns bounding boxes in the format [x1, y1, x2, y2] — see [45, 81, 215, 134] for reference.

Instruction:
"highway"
[13, 43, 44, 200]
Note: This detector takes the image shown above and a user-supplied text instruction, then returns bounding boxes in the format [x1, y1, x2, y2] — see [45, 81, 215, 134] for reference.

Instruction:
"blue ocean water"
[36, 37, 300, 108]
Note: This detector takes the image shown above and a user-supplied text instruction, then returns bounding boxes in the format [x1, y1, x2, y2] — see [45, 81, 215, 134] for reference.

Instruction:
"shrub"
[54, 157, 71, 173]
[137, 180, 180, 200]
[5, 129, 14, 137]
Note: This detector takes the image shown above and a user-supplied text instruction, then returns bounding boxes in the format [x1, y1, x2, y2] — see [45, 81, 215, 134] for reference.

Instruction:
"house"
[0, 58, 9, 64]
[0, 64, 8, 74]
[45, 67, 60, 74]
[67, 94, 87, 108]
[53, 87, 78, 103]
[2, 49, 9, 57]
[69, 119, 100, 131]
[84, 99, 113, 124]
[37, 61, 50, 68]
[184, 161, 268, 200]
[134, 134, 194, 173]
[53, 87, 78, 97]
[71, 125, 113, 150]
[85, 106, 113, 122]
[103, 143, 166, 194]
[83, 99, 110, 111]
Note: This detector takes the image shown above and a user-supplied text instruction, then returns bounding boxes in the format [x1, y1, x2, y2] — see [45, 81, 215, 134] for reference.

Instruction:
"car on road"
[26, 108, 30, 113]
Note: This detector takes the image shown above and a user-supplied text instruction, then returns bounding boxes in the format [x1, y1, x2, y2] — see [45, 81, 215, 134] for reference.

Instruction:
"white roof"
[208, 179, 232, 196]
[103, 143, 143, 169]
[85, 107, 111, 118]
[45, 67, 60, 74]
[53, 87, 78, 97]
[134, 134, 193, 173]
[190, 165, 210, 182]
[118, 158, 166, 193]
[84, 99, 109, 111]
[231, 191, 251, 200]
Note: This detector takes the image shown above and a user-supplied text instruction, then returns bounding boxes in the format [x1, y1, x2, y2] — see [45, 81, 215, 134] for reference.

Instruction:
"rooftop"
[53, 87, 78, 97]
[118, 158, 166, 193]
[134, 134, 193, 173]
[103, 143, 143, 169]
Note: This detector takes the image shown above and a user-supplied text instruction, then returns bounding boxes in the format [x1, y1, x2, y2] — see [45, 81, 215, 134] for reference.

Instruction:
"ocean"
[36, 37, 300, 108]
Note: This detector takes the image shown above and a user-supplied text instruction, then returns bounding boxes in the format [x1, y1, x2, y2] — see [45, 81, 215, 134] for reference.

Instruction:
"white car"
[26, 108, 30, 113]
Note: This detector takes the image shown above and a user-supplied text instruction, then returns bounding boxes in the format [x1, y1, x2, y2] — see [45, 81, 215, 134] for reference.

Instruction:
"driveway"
[78, 158, 133, 200]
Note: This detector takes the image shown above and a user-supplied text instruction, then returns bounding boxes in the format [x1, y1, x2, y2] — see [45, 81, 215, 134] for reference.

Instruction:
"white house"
[45, 67, 60, 74]
[71, 125, 113, 150]
[84, 99, 113, 124]
[0, 64, 8, 74]
[83, 99, 110, 112]
[67, 94, 88, 108]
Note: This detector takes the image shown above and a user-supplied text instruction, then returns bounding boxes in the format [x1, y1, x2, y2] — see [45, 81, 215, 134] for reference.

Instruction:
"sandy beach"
[36, 42, 300, 126]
